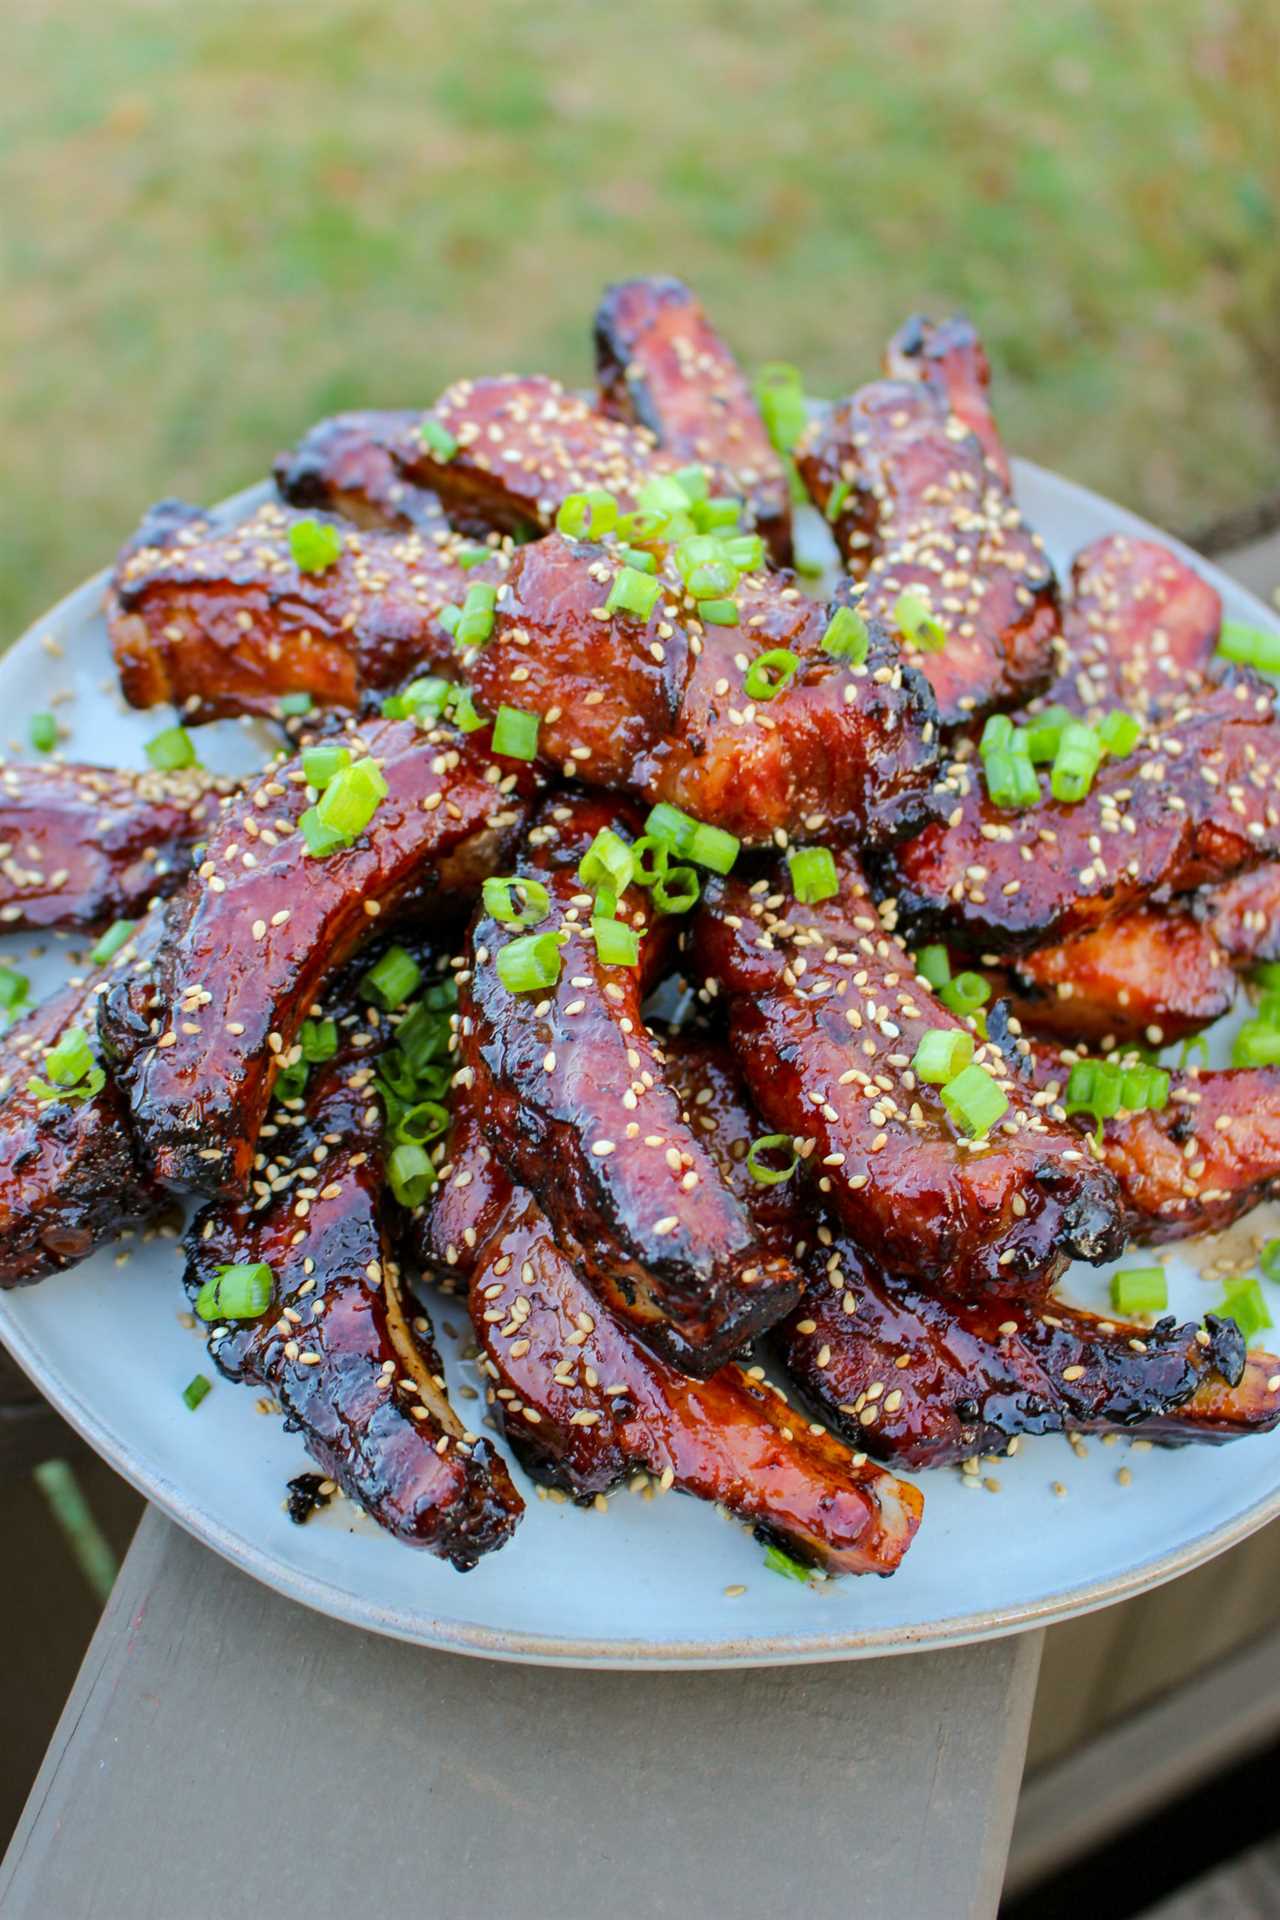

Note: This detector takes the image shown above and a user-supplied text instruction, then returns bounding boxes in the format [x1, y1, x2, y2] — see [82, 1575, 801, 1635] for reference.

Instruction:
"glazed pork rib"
[884, 312, 1011, 487]
[1203, 862, 1280, 968]
[273, 409, 451, 535]
[0, 758, 227, 933]
[0, 922, 164, 1287]
[782, 1241, 1277, 1469]
[419, 1089, 922, 1575]
[795, 371, 1058, 725]
[887, 674, 1280, 949]
[187, 1001, 522, 1566]
[694, 852, 1124, 1298]
[395, 375, 682, 539]
[985, 907, 1237, 1051]
[594, 275, 792, 563]
[100, 719, 533, 1199]
[462, 797, 802, 1374]
[1043, 534, 1222, 716]
[659, 1036, 1277, 1463]
[109, 498, 492, 722]
[463, 529, 940, 847]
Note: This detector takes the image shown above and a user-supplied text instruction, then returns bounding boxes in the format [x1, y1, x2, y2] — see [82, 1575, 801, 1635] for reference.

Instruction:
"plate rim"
[3, 455, 1280, 1667]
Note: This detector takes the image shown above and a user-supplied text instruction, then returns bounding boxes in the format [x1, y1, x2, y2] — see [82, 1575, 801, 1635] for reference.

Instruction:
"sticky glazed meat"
[695, 852, 1124, 1298]
[594, 276, 792, 563]
[464, 531, 940, 847]
[1203, 862, 1280, 967]
[999, 1032, 1280, 1247]
[1045, 535, 1222, 716]
[781, 1240, 1276, 1469]
[100, 720, 533, 1200]
[186, 1012, 522, 1566]
[109, 498, 491, 722]
[462, 797, 802, 1373]
[888, 674, 1280, 949]
[394, 375, 683, 538]
[663, 1036, 1278, 1464]
[884, 313, 1011, 487]
[0, 758, 226, 934]
[0, 926, 164, 1286]
[273, 410, 450, 534]
[417, 1087, 922, 1575]
[988, 908, 1237, 1051]
[795, 377, 1058, 724]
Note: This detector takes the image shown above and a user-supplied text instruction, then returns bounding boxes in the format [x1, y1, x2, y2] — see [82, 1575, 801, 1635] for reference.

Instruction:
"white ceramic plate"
[3, 465, 1280, 1667]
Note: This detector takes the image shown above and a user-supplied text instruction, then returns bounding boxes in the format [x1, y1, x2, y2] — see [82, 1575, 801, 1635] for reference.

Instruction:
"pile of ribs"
[4, 275, 1280, 1580]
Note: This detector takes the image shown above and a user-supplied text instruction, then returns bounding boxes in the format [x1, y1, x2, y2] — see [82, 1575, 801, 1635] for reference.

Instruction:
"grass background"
[1, 0, 1277, 640]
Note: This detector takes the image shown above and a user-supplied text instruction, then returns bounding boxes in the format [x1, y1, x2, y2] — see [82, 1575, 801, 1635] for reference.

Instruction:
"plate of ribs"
[4, 277, 1280, 1665]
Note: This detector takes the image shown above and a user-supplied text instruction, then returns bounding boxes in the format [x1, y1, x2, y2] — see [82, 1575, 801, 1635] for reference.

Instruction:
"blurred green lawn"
[1, 0, 1277, 639]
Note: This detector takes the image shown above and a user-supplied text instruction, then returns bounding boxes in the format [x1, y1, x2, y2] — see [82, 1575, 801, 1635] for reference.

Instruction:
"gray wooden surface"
[0, 1508, 1042, 1920]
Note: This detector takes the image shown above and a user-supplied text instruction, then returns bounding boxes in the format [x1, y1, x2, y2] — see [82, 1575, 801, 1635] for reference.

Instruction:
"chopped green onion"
[745, 649, 799, 702]
[29, 712, 57, 753]
[273, 1059, 309, 1104]
[754, 363, 809, 455]
[300, 1018, 339, 1063]
[616, 508, 670, 544]
[395, 1099, 450, 1148]
[673, 463, 709, 503]
[687, 562, 740, 602]
[447, 685, 487, 734]
[299, 807, 348, 858]
[0, 966, 30, 1015]
[644, 803, 739, 875]
[1233, 1020, 1280, 1067]
[825, 478, 852, 523]
[196, 1262, 273, 1322]
[288, 518, 343, 573]
[618, 545, 657, 574]
[983, 748, 1041, 810]
[182, 1373, 212, 1411]
[763, 1543, 812, 1583]
[939, 972, 991, 1020]
[482, 875, 551, 928]
[456, 578, 499, 649]
[1111, 1267, 1168, 1315]
[46, 1026, 95, 1087]
[914, 945, 951, 990]
[278, 691, 313, 718]
[457, 546, 491, 570]
[362, 945, 423, 1011]
[787, 846, 839, 905]
[941, 1062, 1008, 1138]
[746, 1133, 799, 1186]
[496, 930, 562, 995]
[631, 835, 668, 887]
[693, 496, 744, 534]
[1217, 619, 1280, 675]
[821, 606, 870, 663]
[895, 590, 947, 652]
[316, 756, 387, 840]
[638, 474, 695, 521]
[1021, 706, 1073, 764]
[1050, 721, 1102, 804]
[420, 417, 458, 463]
[605, 565, 664, 621]
[398, 676, 452, 723]
[387, 1142, 436, 1209]
[652, 863, 699, 914]
[145, 725, 197, 772]
[980, 714, 1014, 756]
[592, 916, 639, 967]
[721, 533, 765, 572]
[698, 598, 740, 626]
[90, 920, 135, 968]
[911, 1028, 975, 1085]
[491, 705, 540, 761]
[578, 828, 634, 899]
[438, 604, 462, 638]
[302, 744, 351, 791]
[1096, 710, 1141, 758]
[1252, 962, 1280, 993]
[1262, 1240, 1280, 1284]
[556, 490, 618, 539]
[1210, 1276, 1273, 1345]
